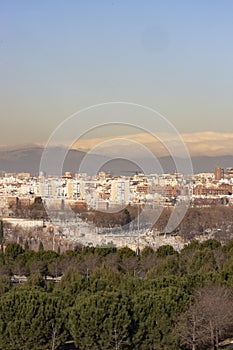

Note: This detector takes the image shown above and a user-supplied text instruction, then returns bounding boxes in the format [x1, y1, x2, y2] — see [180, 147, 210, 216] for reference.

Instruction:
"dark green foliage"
[81, 245, 95, 255]
[223, 238, 233, 252]
[5, 242, 24, 260]
[1, 237, 233, 349]
[146, 255, 179, 278]
[69, 291, 132, 350]
[117, 246, 136, 258]
[12, 254, 29, 276]
[37, 250, 59, 264]
[26, 273, 46, 288]
[186, 249, 217, 274]
[90, 267, 123, 287]
[132, 291, 159, 349]
[94, 246, 117, 257]
[182, 239, 200, 251]
[200, 238, 221, 250]
[0, 276, 11, 295]
[141, 246, 155, 257]
[156, 244, 177, 258]
[0, 288, 68, 350]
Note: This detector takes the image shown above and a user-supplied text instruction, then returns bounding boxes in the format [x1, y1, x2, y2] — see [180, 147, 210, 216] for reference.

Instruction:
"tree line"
[1, 238, 233, 349]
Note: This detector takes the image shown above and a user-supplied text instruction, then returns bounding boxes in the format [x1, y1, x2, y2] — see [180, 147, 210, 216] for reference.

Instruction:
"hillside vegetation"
[1, 239, 233, 349]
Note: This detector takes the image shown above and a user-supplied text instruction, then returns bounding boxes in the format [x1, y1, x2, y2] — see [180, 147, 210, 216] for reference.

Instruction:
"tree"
[175, 302, 208, 350]
[141, 246, 155, 257]
[104, 252, 121, 271]
[122, 209, 131, 227]
[48, 260, 63, 278]
[77, 253, 101, 277]
[0, 288, 68, 350]
[89, 267, 123, 289]
[132, 286, 190, 350]
[94, 246, 117, 257]
[175, 284, 233, 349]
[117, 247, 136, 258]
[24, 240, 30, 251]
[12, 254, 28, 276]
[156, 244, 177, 258]
[69, 291, 132, 349]
[120, 255, 138, 276]
[0, 220, 4, 250]
[28, 259, 47, 277]
[186, 249, 217, 275]
[5, 243, 24, 260]
[146, 255, 179, 278]
[26, 274, 46, 288]
[140, 253, 157, 276]
[131, 291, 159, 350]
[200, 239, 221, 250]
[0, 275, 11, 295]
[38, 241, 44, 252]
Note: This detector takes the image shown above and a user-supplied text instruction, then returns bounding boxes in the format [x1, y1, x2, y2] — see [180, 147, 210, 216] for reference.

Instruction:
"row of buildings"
[0, 167, 232, 214]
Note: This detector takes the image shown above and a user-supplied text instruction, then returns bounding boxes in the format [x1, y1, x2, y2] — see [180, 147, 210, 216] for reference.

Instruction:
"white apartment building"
[110, 179, 130, 203]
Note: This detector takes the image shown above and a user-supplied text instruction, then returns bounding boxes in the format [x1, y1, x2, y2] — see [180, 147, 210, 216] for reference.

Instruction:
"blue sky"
[0, 0, 233, 148]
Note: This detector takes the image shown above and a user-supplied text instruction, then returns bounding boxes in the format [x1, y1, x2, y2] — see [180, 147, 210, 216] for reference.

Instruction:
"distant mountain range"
[0, 145, 232, 175]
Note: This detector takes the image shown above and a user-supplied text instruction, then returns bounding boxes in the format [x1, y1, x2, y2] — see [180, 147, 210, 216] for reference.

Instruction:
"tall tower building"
[214, 167, 224, 181]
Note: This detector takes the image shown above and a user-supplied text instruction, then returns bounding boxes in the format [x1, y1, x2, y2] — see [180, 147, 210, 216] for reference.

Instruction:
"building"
[110, 179, 130, 203]
[226, 168, 233, 179]
[215, 167, 224, 181]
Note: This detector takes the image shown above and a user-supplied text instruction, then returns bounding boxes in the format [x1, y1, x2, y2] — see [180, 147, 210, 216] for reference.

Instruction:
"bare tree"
[196, 284, 233, 349]
[175, 284, 233, 350]
[175, 303, 209, 350]
[104, 252, 121, 271]
[120, 256, 138, 275]
[77, 253, 101, 277]
[140, 253, 157, 275]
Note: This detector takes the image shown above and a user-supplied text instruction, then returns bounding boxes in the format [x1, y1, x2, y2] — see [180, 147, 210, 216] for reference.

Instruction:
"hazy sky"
[1, 0, 233, 147]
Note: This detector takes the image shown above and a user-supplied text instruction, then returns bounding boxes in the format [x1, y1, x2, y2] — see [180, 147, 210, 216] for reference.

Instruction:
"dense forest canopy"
[1, 238, 233, 349]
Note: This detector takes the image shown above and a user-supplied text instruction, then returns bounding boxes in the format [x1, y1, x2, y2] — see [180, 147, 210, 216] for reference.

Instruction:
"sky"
[0, 0, 233, 155]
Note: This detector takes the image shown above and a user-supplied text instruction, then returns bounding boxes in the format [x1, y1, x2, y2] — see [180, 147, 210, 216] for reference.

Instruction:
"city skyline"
[1, 2, 233, 347]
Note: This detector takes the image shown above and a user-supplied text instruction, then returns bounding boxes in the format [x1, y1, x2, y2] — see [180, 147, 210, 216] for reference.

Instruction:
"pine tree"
[0, 220, 4, 251]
